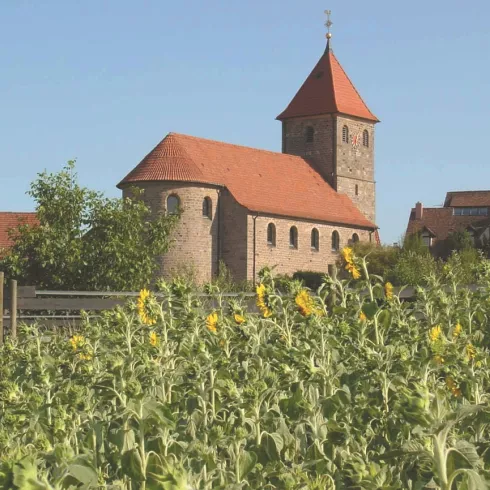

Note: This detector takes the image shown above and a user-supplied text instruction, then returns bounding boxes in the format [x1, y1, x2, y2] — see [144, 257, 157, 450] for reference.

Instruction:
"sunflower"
[466, 343, 476, 361]
[234, 313, 245, 325]
[429, 325, 442, 343]
[138, 289, 157, 326]
[341, 247, 361, 279]
[69, 335, 85, 351]
[453, 323, 462, 338]
[206, 312, 218, 333]
[433, 355, 444, 365]
[384, 282, 394, 300]
[295, 290, 314, 317]
[359, 311, 367, 321]
[79, 352, 93, 361]
[149, 331, 159, 347]
[256, 283, 273, 318]
[446, 377, 461, 397]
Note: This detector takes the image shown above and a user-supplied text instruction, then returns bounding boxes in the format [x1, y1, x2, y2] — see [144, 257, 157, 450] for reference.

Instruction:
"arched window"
[355, 184, 359, 196]
[289, 226, 298, 249]
[363, 129, 369, 147]
[306, 126, 315, 143]
[342, 125, 349, 144]
[331, 230, 340, 251]
[311, 228, 319, 251]
[267, 223, 276, 246]
[202, 197, 212, 219]
[352, 233, 359, 244]
[166, 194, 180, 215]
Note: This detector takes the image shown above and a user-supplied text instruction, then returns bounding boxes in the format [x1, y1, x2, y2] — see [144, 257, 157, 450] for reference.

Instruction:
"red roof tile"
[276, 44, 379, 122]
[118, 133, 376, 229]
[0, 212, 37, 249]
[406, 207, 489, 241]
[444, 191, 490, 207]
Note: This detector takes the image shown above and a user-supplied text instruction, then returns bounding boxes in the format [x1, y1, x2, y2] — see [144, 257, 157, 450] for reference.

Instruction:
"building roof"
[0, 212, 37, 249]
[444, 190, 490, 208]
[406, 207, 490, 241]
[118, 132, 376, 229]
[276, 43, 379, 122]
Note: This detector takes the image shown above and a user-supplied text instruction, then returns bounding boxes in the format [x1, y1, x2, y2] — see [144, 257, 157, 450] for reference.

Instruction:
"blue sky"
[2, 0, 489, 245]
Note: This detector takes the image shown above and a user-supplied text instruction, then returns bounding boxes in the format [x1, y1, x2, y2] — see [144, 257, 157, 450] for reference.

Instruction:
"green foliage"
[392, 249, 440, 286]
[350, 241, 400, 281]
[0, 161, 178, 290]
[446, 230, 475, 253]
[1, 256, 490, 489]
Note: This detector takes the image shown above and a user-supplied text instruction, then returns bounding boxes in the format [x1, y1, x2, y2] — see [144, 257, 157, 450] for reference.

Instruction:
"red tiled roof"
[0, 212, 37, 249]
[276, 44, 378, 122]
[119, 133, 376, 229]
[444, 191, 490, 208]
[406, 207, 490, 241]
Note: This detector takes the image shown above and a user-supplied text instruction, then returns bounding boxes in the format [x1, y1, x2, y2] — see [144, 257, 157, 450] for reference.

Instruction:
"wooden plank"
[17, 297, 127, 310]
[10, 280, 17, 339]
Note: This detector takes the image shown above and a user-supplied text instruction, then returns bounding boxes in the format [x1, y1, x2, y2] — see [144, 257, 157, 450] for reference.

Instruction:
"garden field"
[1, 250, 489, 489]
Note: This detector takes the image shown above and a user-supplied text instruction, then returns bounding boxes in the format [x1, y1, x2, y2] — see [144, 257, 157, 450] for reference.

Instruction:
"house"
[118, 26, 380, 283]
[405, 191, 490, 255]
[0, 212, 37, 254]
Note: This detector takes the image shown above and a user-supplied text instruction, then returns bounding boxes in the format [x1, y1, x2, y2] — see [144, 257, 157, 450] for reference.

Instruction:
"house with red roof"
[118, 28, 380, 283]
[0, 212, 37, 256]
[405, 191, 490, 255]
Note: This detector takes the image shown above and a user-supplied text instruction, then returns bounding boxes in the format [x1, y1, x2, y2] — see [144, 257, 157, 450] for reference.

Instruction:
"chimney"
[415, 201, 423, 220]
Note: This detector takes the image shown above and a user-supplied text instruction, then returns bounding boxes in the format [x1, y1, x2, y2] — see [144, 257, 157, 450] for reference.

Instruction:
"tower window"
[342, 125, 349, 144]
[289, 226, 298, 249]
[166, 194, 180, 215]
[355, 184, 359, 196]
[363, 129, 369, 147]
[267, 223, 276, 246]
[202, 197, 212, 219]
[331, 230, 340, 251]
[311, 228, 319, 251]
[306, 126, 314, 143]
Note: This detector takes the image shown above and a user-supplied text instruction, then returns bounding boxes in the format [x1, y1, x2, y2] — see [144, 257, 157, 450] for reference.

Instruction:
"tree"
[0, 161, 178, 290]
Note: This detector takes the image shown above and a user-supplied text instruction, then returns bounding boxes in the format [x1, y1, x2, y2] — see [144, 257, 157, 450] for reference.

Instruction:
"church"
[118, 24, 380, 283]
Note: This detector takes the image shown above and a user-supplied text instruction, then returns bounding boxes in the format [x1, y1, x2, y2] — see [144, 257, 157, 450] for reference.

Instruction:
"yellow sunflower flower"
[138, 289, 157, 326]
[79, 352, 93, 361]
[466, 343, 476, 361]
[206, 312, 218, 333]
[342, 247, 361, 279]
[359, 311, 367, 321]
[295, 290, 314, 317]
[433, 355, 444, 365]
[384, 282, 394, 300]
[341, 247, 354, 263]
[453, 323, 462, 338]
[429, 325, 442, 343]
[446, 377, 461, 397]
[234, 313, 245, 325]
[256, 283, 273, 318]
[149, 331, 159, 347]
[69, 335, 85, 351]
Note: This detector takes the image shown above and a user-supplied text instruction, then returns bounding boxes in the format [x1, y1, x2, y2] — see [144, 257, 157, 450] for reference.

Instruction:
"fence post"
[10, 279, 17, 340]
[0, 272, 4, 346]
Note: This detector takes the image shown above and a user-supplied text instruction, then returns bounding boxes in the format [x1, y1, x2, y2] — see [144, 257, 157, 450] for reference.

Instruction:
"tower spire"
[324, 9, 333, 51]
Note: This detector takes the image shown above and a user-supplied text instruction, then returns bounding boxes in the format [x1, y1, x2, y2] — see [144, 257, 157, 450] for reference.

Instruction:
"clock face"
[351, 132, 361, 148]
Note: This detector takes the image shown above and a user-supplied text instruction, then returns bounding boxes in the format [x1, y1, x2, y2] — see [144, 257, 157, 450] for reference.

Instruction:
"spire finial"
[324, 9, 333, 40]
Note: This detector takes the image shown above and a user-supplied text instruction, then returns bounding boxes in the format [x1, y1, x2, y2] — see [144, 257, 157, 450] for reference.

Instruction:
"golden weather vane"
[324, 9, 333, 39]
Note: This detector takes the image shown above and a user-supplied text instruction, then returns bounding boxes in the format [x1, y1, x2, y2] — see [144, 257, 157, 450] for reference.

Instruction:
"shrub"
[350, 242, 400, 280]
[292, 270, 326, 290]
[392, 249, 440, 286]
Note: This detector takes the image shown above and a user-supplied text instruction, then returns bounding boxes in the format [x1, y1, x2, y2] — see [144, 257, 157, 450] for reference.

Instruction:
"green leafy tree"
[0, 161, 178, 290]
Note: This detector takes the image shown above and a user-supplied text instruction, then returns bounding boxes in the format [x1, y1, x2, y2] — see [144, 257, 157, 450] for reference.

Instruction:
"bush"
[350, 242, 400, 280]
[392, 249, 440, 286]
[292, 270, 326, 290]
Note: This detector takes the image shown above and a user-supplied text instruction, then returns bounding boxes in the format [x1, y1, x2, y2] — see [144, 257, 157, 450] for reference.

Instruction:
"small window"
[355, 184, 359, 196]
[352, 233, 360, 244]
[362, 129, 369, 147]
[311, 228, 319, 251]
[421, 232, 432, 247]
[479, 208, 488, 216]
[267, 223, 276, 246]
[331, 230, 340, 251]
[454, 208, 463, 216]
[202, 197, 212, 218]
[470, 208, 479, 216]
[306, 126, 314, 143]
[462, 208, 470, 216]
[342, 125, 349, 144]
[166, 194, 180, 215]
[289, 226, 298, 249]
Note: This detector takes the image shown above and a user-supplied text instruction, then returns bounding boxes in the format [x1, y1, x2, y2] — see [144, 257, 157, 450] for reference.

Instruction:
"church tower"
[276, 13, 379, 223]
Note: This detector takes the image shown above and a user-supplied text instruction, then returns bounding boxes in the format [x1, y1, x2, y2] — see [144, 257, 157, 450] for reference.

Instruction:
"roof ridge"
[326, 51, 338, 112]
[0, 211, 36, 215]
[330, 52, 378, 122]
[170, 132, 305, 159]
[447, 190, 490, 194]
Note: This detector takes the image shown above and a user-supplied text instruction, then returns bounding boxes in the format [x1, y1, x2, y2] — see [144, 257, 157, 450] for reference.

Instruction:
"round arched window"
[267, 223, 276, 246]
[311, 228, 319, 251]
[331, 230, 340, 251]
[352, 233, 359, 243]
[166, 194, 180, 215]
[202, 197, 212, 219]
[289, 226, 298, 249]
